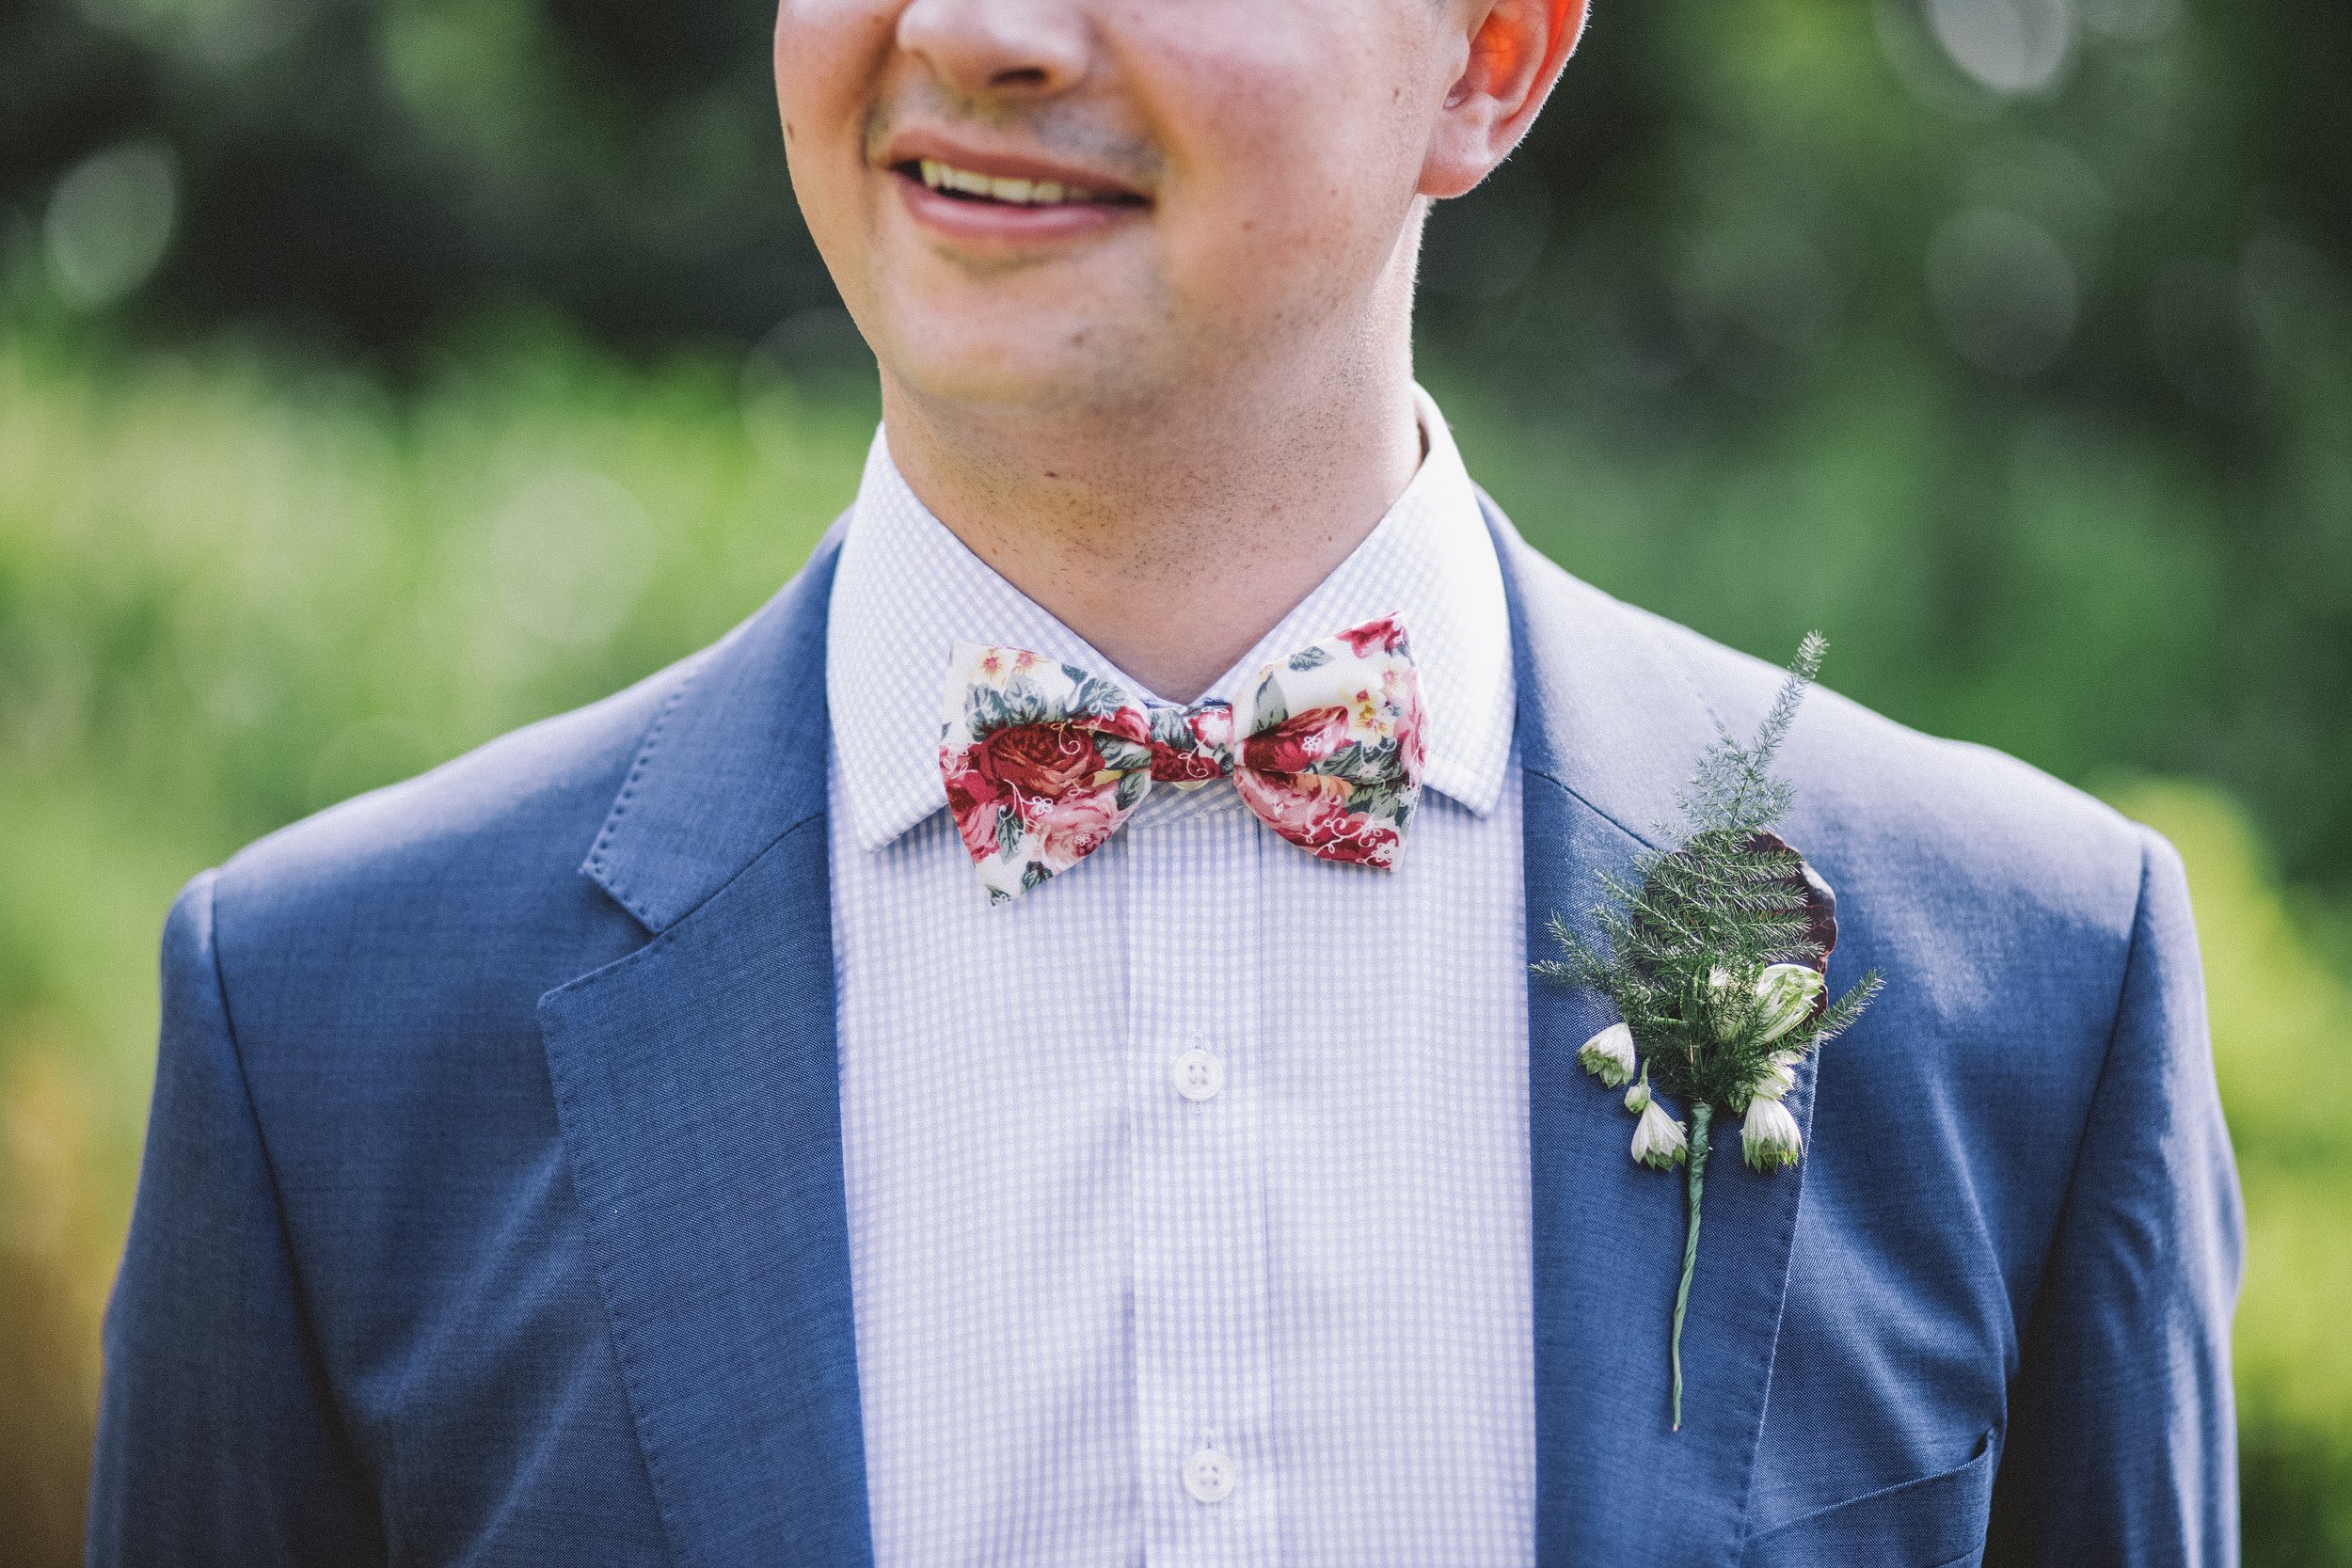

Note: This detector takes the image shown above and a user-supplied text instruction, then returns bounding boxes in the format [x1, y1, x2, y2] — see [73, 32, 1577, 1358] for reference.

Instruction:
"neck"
[878, 317, 1423, 704]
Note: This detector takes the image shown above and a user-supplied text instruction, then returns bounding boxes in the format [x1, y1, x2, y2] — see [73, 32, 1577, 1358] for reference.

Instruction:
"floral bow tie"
[938, 615, 1427, 904]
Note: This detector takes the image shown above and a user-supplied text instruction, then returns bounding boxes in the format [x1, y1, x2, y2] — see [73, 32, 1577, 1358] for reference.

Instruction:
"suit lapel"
[1490, 499, 1817, 1568]
[539, 527, 873, 1568]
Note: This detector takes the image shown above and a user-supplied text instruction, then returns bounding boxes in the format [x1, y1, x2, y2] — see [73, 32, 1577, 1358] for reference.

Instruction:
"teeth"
[917, 158, 1092, 205]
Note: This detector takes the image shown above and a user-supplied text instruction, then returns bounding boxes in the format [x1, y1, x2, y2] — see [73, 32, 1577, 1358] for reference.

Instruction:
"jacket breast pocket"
[1740, 1432, 1998, 1568]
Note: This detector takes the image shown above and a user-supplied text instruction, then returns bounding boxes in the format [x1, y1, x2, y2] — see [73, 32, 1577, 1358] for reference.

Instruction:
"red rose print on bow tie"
[1025, 779, 1127, 867]
[1231, 770, 1403, 868]
[1335, 615, 1410, 657]
[1239, 705, 1352, 776]
[978, 723, 1106, 798]
[941, 756, 1012, 863]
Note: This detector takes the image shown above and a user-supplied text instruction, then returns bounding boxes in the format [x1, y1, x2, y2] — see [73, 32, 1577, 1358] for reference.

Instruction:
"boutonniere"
[1534, 634, 1884, 1430]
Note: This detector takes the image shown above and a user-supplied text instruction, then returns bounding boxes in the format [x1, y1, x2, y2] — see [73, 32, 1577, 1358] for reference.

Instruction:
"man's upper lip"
[880, 129, 1148, 201]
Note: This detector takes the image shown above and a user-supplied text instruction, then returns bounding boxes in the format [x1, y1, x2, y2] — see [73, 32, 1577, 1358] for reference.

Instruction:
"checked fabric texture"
[937, 616, 1427, 903]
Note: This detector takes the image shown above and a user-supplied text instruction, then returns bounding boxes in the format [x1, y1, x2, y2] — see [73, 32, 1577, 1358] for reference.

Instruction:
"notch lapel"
[538, 528, 874, 1568]
[1490, 500, 1818, 1568]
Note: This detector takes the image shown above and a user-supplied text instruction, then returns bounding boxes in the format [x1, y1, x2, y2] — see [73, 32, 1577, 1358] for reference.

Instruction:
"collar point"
[1421, 757, 1512, 820]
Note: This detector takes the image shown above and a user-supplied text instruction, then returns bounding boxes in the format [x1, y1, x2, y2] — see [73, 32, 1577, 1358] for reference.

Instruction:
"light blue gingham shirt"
[824, 388, 1534, 1567]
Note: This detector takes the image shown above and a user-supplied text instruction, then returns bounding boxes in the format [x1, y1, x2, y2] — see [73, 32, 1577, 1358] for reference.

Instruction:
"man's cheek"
[773, 3, 898, 117]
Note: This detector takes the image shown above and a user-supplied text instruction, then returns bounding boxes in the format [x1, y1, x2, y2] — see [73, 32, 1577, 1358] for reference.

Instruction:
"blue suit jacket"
[87, 502, 2241, 1568]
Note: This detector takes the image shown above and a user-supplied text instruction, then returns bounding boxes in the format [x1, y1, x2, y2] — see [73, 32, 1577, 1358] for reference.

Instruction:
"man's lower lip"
[894, 170, 1141, 244]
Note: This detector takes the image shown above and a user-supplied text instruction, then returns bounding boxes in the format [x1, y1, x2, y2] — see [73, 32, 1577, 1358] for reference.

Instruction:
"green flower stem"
[1671, 1100, 1713, 1432]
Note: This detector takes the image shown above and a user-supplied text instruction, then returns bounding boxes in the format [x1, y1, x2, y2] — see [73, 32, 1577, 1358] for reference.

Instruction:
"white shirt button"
[1171, 1047, 1225, 1101]
[1183, 1446, 1237, 1503]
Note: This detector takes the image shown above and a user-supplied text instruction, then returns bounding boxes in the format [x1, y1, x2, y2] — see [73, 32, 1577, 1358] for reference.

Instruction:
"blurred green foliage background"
[2, 0, 2347, 1560]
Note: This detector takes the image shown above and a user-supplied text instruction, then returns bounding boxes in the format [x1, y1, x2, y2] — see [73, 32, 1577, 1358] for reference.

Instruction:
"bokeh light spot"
[489, 468, 657, 648]
[1925, 0, 2074, 94]
[1928, 207, 2079, 376]
[42, 139, 178, 309]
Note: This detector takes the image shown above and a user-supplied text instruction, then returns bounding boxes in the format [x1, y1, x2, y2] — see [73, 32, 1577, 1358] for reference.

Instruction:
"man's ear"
[1420, 0, 1589, 199]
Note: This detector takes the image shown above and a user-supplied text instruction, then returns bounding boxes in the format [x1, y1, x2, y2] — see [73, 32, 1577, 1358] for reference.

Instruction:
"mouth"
[896, 157, 1148, 212]
[877, 128, 1153, 248]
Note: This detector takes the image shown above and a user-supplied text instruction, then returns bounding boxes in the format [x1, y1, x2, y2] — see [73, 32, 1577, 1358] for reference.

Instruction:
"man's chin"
[878, 327, 1162, 427]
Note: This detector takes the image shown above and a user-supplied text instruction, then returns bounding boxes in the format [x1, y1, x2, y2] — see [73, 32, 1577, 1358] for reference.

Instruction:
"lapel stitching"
[584, 663, 708, 931]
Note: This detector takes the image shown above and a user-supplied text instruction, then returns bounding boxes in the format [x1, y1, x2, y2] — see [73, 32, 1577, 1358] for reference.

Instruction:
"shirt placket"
[1120, 784, 1279, 1566]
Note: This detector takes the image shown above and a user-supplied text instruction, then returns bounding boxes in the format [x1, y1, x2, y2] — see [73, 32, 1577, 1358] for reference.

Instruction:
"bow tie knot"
[1146, 701, 1235, 784]
[939, 617, 1426, 904]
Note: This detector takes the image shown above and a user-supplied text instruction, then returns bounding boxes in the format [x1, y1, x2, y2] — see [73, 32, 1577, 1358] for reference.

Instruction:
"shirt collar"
[825, 385, 1516, 852]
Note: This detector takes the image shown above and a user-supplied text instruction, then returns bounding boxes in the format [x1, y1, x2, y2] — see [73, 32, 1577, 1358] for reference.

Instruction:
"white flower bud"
[1749, 1050, 1800, 1104]
[1631, 1101, 1689, 1169]
[1578, 1022, 1637, 1088]
[1741, 1097, 1804, 1171]
[1754, 963, 1825, 1043]
[1624, 1076, 1652, 1115]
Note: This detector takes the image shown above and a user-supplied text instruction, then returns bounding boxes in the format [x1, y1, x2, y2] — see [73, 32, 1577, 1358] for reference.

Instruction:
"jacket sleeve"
[1984, 826, 2244, 1568]
[86, 870, 383, 1567]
